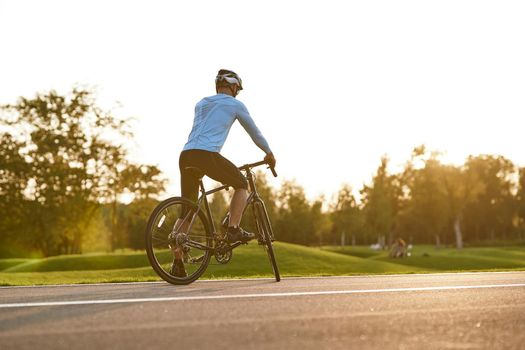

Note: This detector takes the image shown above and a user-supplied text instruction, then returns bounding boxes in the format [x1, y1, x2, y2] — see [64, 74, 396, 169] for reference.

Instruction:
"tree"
[462, 155, 517, 242]
[105, 161, 167, 250]
[397, 147, 452, 246]
[0, 134, 30, 255]
[330, 184, 363, 245]
[517, 168, 525, 237]
[0, 89, 112, 255]
[121, 197, 160, 250]
[0, 88, 166, 256]
[120, 165, 167, 201]
[274, 180, 319, 245]
[440, 164, 483, 249]
[361, 156, 401, 246]
[310, 196, 331, 246]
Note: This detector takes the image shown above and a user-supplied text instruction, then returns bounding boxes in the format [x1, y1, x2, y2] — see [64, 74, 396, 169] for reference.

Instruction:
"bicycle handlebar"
[239, 160, 278, 178]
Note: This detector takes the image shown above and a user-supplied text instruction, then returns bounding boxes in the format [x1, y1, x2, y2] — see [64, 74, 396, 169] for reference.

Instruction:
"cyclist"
[171, 69, 276, 276]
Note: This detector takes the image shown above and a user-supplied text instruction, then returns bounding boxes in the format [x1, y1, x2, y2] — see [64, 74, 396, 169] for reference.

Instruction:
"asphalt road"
[1, 272, 524, 350]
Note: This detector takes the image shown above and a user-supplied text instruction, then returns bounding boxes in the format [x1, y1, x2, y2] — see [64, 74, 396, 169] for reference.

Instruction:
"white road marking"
[1, 283, 525, 308]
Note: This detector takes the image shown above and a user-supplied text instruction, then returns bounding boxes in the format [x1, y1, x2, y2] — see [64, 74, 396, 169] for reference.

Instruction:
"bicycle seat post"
[199, 178, 206, 197]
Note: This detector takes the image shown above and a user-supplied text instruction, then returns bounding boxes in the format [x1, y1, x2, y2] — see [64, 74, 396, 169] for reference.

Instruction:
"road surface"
[1, 272, 524, 349]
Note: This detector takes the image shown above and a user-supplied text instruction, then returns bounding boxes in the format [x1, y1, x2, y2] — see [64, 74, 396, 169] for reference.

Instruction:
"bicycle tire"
[254, 201, 280, 282]
[145, 197, 212, 285]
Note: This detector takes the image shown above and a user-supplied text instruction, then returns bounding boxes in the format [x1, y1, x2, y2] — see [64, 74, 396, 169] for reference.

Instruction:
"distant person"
[172, 69, 276, 277]
[389, 238, 407, 258]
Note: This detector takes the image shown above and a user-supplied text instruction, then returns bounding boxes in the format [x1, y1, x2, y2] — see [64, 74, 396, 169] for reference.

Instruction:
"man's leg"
[226, 188, 256, 242]
[202, 152, 254, 242]
[172, 150, 199, 273]
[229, 188, 249, 227]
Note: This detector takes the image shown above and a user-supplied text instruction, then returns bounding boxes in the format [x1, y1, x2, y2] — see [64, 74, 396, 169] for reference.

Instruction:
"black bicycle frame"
[184, 161, 271, 253]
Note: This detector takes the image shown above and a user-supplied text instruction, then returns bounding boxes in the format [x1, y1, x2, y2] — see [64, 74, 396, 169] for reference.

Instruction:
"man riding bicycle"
[172, 69, 276, 276]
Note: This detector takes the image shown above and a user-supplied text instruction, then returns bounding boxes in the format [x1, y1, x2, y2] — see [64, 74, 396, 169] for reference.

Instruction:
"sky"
[1, 0, 524, 202]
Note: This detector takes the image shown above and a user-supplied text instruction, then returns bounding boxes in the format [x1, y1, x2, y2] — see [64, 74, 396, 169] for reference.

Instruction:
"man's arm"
[236, 102, 272, 155]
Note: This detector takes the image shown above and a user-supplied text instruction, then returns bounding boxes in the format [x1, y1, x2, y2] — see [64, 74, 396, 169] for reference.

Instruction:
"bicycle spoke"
[153, 222, 171, 232]
[146, 197, 213, 285]
[151, 235, 168, 243]
[151, 230, 169, 240]
[151, 238, 169, 249]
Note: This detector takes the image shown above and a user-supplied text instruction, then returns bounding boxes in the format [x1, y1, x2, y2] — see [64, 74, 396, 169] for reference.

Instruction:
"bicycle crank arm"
[225, 241, 244, 251]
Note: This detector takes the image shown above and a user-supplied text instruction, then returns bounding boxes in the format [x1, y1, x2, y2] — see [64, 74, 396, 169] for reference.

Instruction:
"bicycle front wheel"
[145, 197, 212, 285]
[253, 201, 280, 282]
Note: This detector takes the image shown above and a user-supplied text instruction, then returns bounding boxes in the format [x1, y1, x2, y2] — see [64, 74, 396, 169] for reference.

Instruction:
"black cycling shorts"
[179, 149, 248, 203]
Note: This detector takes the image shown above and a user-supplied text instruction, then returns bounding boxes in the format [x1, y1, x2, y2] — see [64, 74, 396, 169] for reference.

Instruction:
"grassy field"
[1, 242, 524, 286]
[324, 245, 525, 271]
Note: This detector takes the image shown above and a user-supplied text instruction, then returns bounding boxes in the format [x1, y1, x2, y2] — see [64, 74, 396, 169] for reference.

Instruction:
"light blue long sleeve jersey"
[183, 93, 272, 154]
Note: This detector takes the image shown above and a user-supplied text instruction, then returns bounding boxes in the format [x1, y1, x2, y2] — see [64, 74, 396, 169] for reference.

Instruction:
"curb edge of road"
[1, 270, 524, 289]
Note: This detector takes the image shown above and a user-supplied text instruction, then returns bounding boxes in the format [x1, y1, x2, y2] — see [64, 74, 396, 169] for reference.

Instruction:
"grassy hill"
[324, 245, 525, 271]
[1, 242, 524, 286]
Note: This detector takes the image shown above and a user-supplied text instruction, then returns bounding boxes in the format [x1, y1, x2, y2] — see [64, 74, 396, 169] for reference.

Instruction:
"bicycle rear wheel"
[253, 201, 280, 282]
[145, 197, 212, 285]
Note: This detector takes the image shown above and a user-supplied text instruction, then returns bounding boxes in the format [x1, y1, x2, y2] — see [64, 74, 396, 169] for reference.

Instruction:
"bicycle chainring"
[214, 241, 232, 264]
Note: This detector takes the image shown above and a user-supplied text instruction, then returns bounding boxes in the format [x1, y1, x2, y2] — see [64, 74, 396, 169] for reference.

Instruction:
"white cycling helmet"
[215, 69, 243, 90]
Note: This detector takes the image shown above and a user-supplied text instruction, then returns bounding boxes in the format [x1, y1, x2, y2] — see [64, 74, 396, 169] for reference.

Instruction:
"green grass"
[1, 242, 524, 286]
[0, 259, 35, 271]
[324, 245, 525, 271]
[3, 252, 150, 273]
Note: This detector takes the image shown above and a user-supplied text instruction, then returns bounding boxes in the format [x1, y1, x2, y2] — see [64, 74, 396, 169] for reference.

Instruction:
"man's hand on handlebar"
[264, 153, 276, 169]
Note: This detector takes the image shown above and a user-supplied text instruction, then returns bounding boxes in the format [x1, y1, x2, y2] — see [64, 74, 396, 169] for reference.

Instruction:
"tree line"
[229, 146, 525, 250]
[0, 89, 165, 257]
[1, 89, 524, 257]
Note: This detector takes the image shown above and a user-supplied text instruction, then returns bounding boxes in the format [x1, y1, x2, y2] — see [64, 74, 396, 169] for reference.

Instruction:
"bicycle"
[145, 159, 280, 285]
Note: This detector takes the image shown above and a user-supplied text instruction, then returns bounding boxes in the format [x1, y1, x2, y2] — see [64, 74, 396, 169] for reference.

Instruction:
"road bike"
[145, 160, 280, 285]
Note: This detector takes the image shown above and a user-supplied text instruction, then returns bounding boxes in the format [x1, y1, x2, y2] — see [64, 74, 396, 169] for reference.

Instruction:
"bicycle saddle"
[184, 166, 204, 180]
